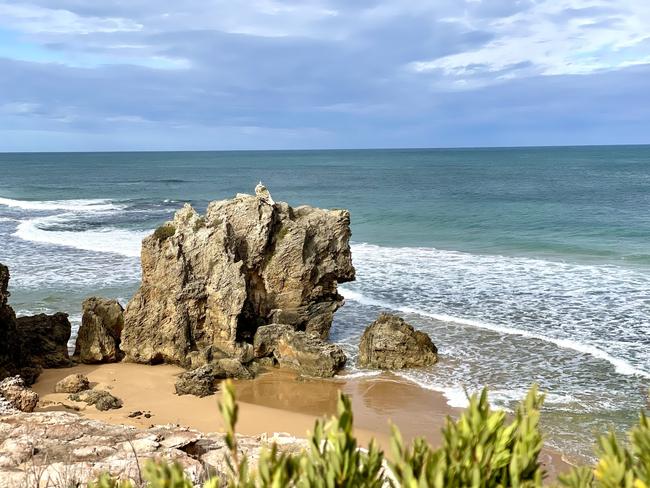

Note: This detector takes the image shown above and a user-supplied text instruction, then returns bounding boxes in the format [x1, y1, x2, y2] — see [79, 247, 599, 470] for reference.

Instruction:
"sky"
[1, 0, 650, 151]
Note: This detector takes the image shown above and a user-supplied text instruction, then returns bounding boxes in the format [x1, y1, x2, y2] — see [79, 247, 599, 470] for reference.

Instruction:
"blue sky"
[1, 0, 649, 151]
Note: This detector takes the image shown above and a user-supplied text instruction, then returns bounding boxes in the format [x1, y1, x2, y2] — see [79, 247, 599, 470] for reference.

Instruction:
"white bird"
[255, 181, 275, 205]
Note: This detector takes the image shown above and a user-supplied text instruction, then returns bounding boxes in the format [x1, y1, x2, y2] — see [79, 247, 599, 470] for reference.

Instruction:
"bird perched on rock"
[255, 181, 275, 205]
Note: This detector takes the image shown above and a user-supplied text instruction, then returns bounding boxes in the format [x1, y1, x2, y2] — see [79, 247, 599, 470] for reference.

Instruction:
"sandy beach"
[32, 363, 571, 480]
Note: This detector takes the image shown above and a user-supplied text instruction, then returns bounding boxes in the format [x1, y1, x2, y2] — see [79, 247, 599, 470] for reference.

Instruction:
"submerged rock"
[0, 376, 38, 412]
[122, 187, 355, 368]
[69, 390, 123, 411]
[74, 297, 124, 363]
[16, 313, 72, 369]
[358, 313, 438, 369]
[55, 373, 90, 394]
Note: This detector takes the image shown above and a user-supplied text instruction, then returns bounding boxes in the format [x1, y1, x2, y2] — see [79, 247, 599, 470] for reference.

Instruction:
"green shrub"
[153, 223, 176, 241]
[88, 384, 649, 488]
[193, 217, 206, 232]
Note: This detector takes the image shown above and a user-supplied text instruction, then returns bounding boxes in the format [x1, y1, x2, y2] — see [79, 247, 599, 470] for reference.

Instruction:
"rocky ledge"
[0, 410, 305, 487]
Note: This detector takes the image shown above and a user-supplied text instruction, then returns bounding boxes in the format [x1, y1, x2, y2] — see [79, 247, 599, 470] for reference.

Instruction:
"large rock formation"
[74, 297, 124, 363]
[122, 186, 355, 368]
[0, 410, 305, 487]
[358, 313, 438, 369]
[0, 264, 24, 381]
[16, 313, 72, 369]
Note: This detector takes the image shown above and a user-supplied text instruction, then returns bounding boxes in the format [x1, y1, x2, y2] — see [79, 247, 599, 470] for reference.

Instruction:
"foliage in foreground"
[88, 382, 650, 488]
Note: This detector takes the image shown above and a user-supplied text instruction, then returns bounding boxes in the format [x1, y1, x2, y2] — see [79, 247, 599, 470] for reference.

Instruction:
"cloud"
[0, 0, 648, 150]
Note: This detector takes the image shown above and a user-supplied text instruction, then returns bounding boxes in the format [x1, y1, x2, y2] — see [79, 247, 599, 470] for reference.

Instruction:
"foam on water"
[0, 197, 122, 212]
[14, 215, 147, 257]
[342, 243, 650, 379]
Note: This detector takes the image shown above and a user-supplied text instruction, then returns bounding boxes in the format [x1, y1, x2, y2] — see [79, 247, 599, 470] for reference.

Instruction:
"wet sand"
[33, 363, 571, 480]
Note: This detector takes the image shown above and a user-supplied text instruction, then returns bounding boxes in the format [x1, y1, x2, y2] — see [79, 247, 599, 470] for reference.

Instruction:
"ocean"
[1, 147, 648, 462]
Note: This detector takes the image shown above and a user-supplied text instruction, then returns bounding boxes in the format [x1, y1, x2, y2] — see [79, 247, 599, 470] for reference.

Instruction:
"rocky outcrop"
[0, 264, 71, 384]
[122, 186, 355, 369]
[16, 313, 72, 369]
[275, 330, 347, 377]
[0, 376, 38, 412]
[74, 297, 124, 363]
[358, 314, 438, 369]
[55, 374, 90, 394]
[253, 325, 347, 378]
[0, 410, 305, 487]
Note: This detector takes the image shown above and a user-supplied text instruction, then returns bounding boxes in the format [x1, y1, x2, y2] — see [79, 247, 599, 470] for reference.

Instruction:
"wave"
[0, 197, 122, 212]
[340, 288, 650, 379]
[14, 216, 148, 257]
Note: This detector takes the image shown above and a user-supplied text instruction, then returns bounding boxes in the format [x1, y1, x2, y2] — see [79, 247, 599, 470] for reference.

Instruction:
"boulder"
[69, 390, 123, 411]
[253, 324, 294, 358]
[55, 374, 90, 394]
[175, 359, 255, 397]
[122, 187, 355, 367]
[74, 297, 124, 363]
[358, 313, 438, 369]
[16, 313, 72, 368]
[274, 330, 347, 378]
[0, 376, 38, 412]
[0, 264, 32, 383]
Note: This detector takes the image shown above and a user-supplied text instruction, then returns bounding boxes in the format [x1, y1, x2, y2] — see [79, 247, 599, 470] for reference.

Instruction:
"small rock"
[175, 359, 254, 397]
[358, 313, 438, 369]
[144, 413, 152, 419]
[128, 411, 143, 418]
[54, 374, 90, 394]
[69, 390, 122, 411]
[0, 376, 38, 412]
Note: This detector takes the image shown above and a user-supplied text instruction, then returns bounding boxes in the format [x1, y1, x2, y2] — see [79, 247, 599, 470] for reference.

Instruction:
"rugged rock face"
[358, 313, 438, 369]
[274, 330, 347, 377]
[0, 376, 38, 413]
[74, 297, 124, 363]
[122, 186, 355, 368]
[16, 313, 72, 369]
[0, 264, 23, 382]
[55, 374, 90, 394]
[0, 264, 71, 384]
[0, 410, 305, 487]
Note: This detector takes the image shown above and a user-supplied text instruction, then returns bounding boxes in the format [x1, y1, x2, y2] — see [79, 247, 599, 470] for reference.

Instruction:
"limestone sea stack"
[74, 297, 124, 363]
[358, 313, 438, 369]
[122, 186, 355, 369]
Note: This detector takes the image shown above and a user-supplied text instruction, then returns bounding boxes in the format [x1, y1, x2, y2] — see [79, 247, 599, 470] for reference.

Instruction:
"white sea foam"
[14, 216, 148, 257]
[341, 287, 650, 379]
[0, 197, 122, 212]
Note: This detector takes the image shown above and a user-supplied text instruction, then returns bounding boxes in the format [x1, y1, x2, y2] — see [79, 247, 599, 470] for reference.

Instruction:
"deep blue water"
[0, 146, 648, 461]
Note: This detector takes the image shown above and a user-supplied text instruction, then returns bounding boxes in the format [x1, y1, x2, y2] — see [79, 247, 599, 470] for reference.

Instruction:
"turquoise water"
[0, 147, 649, 461]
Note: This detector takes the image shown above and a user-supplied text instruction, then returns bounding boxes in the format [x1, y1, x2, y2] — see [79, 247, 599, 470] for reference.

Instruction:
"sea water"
[1, 147, 648, 462]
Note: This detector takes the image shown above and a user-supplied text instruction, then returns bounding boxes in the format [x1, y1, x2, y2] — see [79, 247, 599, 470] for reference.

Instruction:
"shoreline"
[32, 363, 572, 481]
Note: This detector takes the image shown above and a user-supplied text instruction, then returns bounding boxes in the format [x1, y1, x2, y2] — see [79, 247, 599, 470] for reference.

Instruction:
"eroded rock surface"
[55, 374, 90, 394]
[122, 187, 355, 368]
[0, 376, 38, 413]
[358, 313, 438, 369]
[0, 264, 71, 384]
[74, 297, 124, 363]
[16, 313, 72, 369]
[0, 410, 305, 487]
[175, 359, 255, 397]
[69, 390, 123, 411]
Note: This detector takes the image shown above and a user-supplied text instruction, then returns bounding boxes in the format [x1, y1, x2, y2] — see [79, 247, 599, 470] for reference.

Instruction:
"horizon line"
[1, 142, 649, 155]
